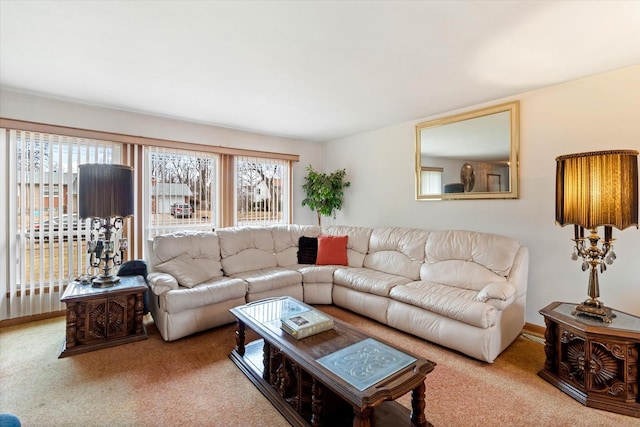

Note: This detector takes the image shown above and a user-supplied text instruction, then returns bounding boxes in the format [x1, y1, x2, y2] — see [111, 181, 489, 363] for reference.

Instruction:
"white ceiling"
[1, 1, 639, 142]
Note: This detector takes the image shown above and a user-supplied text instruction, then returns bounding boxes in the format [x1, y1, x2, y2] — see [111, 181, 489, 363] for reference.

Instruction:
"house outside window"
[146, 147, 218, 238]
[236, 156, 289, 226]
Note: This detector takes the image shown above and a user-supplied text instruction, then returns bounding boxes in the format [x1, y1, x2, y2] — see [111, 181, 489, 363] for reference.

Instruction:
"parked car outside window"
[170, 203, 193, 218]
[27, 214, 87, 240]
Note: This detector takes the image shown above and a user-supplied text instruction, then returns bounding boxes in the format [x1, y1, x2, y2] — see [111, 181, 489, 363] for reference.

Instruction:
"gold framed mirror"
[415, 101, 520, 200]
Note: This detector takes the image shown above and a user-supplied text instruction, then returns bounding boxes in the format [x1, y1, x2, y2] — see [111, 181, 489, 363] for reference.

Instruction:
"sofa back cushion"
[152, 231, 224, 280]
[421, 230, 522, 291]
[155, 254, 216, 288]
[217, 226, 277, 275]
[364, 227, 429, 280]
[322, 225, 372, 268]
[269, 224, 322, 266]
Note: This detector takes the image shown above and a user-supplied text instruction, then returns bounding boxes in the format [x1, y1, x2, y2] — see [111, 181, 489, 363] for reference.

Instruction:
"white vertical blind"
[2, 129, 117, 320]
[235, 156, 289, 226]
[1, 122, 298, 321]
[1, 128, 12, 321]
[146, 146, 218, 238]
[421, 169, 443, 195]
[123, 143, 143, 260]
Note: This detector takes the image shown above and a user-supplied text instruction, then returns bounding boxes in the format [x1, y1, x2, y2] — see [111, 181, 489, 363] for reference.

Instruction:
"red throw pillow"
[316, 235, 348, 266]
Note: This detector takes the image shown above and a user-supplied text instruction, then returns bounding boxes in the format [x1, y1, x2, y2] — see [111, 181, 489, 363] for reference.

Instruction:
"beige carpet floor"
[1, 305, 636, 426]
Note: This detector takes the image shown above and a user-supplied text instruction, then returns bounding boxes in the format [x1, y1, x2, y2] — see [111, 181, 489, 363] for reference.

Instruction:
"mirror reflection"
[415, 101, 519, 200]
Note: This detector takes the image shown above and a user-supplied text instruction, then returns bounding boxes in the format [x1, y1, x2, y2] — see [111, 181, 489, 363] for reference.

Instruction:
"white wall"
[322, 65, 640, 326]
[0, 90, 322, 226]
[2, 66, 639, 326]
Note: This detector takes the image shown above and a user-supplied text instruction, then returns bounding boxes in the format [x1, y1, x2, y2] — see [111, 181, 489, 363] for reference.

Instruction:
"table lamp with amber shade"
[555, 149, 638, 323]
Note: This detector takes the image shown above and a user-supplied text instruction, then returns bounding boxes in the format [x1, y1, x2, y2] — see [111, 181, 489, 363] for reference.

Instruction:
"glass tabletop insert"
[238, 296, 311, 325]
[317, 337, 417, 391]
[553, 303, 640, 332]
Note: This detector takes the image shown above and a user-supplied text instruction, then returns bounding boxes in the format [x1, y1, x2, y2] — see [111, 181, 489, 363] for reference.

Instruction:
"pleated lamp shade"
[555, 150, 639, 230]
[79, 164, 134, 219]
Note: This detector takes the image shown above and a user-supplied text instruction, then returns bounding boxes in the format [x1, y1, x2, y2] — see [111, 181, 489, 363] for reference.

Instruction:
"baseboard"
[0, 310, 65, 328]
[523, 322, 545, 336]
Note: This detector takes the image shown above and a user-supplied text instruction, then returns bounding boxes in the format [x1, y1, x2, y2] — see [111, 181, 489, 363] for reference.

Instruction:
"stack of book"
[281, 309, 334, 339]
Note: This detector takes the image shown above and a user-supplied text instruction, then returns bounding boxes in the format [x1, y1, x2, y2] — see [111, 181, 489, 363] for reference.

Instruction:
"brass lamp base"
[92, 275, 120, 288]
[573, 299, 616, 323]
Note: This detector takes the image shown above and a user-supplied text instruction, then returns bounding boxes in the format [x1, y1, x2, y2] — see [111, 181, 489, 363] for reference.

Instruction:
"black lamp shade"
[79, 164, 134, 219]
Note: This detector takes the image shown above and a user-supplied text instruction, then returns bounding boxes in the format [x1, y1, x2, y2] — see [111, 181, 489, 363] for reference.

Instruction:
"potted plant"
[301, 165, 351, 226]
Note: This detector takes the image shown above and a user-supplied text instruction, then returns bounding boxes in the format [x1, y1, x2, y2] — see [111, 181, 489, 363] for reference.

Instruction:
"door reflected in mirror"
[415, 101, 519, 200]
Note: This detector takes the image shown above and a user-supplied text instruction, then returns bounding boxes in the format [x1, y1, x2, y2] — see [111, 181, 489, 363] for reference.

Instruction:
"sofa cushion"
[322, 225, 372, 268]
[364, 227, 429, 280]
[423, 230, 521, 278]
[270, 224, 322, 266]
[218, 226, 277, 275]
[153, 231, 224, 279]
[159, 277, 247, 314]
[153, 231, 222, 260]
[389, 281, 497, 329]
[230, 267, 302, 295]
[155, 254, 217, 288]
[316, 235, 348, 265]
[420, 260, 507, 292]
[297, 236, 318, 264]
[296, 265, 339, 283]
[333, 267, 412, 297]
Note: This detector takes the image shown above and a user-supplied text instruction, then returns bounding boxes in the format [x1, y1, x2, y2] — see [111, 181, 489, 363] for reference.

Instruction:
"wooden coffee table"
[229, 297, 436, 427]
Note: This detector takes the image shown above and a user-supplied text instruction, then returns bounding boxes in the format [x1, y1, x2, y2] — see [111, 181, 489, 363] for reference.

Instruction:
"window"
[5, 128, 117, 319]
[146, 146, 218, 238]
[2, 119, 299, 321]
[42, 186, 60, 195]
[235, 156, 289, 226]
[420, 167, 443, 195]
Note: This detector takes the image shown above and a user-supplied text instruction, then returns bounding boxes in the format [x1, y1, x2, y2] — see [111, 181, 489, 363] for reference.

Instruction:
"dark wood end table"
[538, 301, 640, 418]
[59, 275, 148, 358]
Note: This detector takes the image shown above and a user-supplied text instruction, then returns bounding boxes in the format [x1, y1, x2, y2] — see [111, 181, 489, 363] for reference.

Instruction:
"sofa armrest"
[147, 272, 179, 295]
[507, 246, 529, 298]
[476, 281, 516, 303]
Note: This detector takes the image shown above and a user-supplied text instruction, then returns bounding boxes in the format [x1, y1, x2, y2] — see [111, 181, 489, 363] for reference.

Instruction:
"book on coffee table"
[281, 309, 334, 339]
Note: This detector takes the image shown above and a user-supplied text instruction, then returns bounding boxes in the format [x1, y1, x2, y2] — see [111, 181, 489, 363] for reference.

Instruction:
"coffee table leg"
[262, 341, 271, 381]
[235, 319, 246, 356]
[352, 408, 371, 427]
[311, 378, 323, 427]
[410, 380, 429, 427]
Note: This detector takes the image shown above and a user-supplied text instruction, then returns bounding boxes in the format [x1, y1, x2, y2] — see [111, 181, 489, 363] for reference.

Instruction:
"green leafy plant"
[301, 165, 351, 225]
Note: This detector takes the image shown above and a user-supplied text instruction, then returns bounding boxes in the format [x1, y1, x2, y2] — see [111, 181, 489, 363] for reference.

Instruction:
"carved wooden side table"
[538, 301, 640, 418]
[59, 275, 147, 358]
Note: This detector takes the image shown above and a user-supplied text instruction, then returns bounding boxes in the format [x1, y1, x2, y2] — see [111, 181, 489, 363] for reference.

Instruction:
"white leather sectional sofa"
[146, 224, 528, 363]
